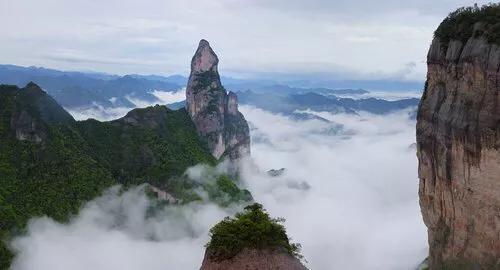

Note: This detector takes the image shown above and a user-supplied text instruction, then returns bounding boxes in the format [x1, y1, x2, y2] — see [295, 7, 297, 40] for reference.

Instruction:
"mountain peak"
[199, 39, 210, 47]
[1, 84, 74, 144]
[25, 81, 41, 89]
[191, 39, 219, 74]
[24, 81, 44, 94]
[185, 40, 250, 160]
[118, 105, 172, 129]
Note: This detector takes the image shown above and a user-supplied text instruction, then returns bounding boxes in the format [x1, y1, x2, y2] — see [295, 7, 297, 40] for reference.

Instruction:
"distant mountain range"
[237, 90, 420, 115]
[0, 64, 423, 112]
[0, 64, 182, 108]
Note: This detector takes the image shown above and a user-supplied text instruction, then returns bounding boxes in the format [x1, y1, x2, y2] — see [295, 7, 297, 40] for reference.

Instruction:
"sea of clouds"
[67, 89, 186, 121]
[329, 90, 423, 100]
[9, 101, 427, 270]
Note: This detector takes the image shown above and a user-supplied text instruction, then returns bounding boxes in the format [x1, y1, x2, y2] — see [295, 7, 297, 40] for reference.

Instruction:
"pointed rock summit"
[186, 40, 250, 159]
[191, 39, 219, 74]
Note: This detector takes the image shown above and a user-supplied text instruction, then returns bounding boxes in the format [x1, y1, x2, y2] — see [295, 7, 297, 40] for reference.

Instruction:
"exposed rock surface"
[417, 22, 500, 269]
[200, 248, 307, 270]
[8, 82, 75, 143]
[267, 168, 286, 177]
[186, 40, 250, 160]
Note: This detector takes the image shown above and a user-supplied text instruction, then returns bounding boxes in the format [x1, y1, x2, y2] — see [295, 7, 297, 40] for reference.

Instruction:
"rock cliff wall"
[186, 40, 250, 160]
[200, 248, 307, 270]
[417, 17, 500, 269]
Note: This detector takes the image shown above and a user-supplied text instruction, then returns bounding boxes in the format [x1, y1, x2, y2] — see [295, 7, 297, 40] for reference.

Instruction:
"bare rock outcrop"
[417, 11, 500, 270]
[186, 40, 250, 160]
[200, 248, 307, 270]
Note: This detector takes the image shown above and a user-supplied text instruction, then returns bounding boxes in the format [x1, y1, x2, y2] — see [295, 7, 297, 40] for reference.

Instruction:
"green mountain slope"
[0, 83, 251, 269]
[77, 105, 216, 186]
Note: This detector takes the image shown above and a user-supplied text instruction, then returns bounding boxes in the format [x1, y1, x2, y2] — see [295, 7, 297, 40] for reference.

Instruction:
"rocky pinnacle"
[185, 40, 250, 159]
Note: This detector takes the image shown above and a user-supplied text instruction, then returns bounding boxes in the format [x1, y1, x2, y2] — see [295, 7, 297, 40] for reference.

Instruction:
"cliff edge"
[417, 5, 500, 269]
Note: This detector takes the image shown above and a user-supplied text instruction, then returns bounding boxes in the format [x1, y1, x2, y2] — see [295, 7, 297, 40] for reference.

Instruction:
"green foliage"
[193, 71, 220, 94]
[204, 175, 253, 207]
[76, 107, 217, 188]
[0, 84, 252, 269]
[206, 203, 302, 261]
[435, 3, 500, 46]
[192, 71, 225, 116]
[0, 123, 115, 268]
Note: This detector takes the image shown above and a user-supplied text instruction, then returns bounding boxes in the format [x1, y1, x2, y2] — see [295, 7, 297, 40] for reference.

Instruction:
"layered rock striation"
[186, 40, 250, 160]
[417, 6, 500, 270]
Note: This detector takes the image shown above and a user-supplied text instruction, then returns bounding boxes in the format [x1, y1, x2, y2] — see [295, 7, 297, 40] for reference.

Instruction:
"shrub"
[435, 3, 500, 46]
[206, 203, 302, 261]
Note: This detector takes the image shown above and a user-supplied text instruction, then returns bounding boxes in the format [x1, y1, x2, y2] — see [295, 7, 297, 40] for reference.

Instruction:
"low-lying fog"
[332, 90, 422, 100]
[10, 98, 427, 270]
[67, 89, 186, 121]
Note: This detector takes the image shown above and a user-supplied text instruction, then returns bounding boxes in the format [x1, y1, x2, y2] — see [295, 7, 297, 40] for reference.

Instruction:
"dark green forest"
[0, 83, 251, 269]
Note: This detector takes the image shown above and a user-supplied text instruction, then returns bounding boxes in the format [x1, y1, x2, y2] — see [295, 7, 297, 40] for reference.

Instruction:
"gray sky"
[0, 0, 489, 81]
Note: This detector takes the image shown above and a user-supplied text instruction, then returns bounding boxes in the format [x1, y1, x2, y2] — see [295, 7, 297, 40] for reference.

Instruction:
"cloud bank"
[10, 186, 233, 270]
[239, 106, 426, 269]
[67, 89, 186, 121]
[10, 105, 427, 270]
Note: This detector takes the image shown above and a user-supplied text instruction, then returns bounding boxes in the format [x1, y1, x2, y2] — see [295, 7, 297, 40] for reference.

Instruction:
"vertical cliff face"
[186, 40, 250, 160]
[417, 8, 500, 270]
[200, 248, 308, 270]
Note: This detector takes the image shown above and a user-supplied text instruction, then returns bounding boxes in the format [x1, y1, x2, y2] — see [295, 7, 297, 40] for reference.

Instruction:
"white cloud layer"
[66, 89, 186, 121]
[152, 88, 186, 104]
[10, 106, 427, 270]
[331, 90, 423, 100]
[240, 106, 426, 269]
[10, 186, 233, 270]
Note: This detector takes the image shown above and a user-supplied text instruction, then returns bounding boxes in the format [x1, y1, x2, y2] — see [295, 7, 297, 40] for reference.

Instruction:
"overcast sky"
[0, 0, 490, 81]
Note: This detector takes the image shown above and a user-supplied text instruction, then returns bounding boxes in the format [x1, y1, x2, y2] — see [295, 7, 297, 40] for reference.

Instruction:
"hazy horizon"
[0, 0, 491, 82]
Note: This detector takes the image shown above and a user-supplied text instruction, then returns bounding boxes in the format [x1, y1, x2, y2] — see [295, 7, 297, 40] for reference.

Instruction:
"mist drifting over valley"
[3, 1, 500, 269]
[9, 101, 427, 270]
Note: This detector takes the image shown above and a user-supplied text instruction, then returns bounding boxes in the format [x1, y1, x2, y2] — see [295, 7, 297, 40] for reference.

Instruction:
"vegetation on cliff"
[186, 40, 250, 160]
[77, 106, 217, 186]
[0, 83, 251, 269]
[435, 3, 500, 45]
[206, 203, 302, 261]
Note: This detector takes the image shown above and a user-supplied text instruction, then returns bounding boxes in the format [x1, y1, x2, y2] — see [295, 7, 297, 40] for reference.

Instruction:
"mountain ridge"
[0, 64, 423, 112]
[237, 89, 420, 115]
[0, 79, 251, 269]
